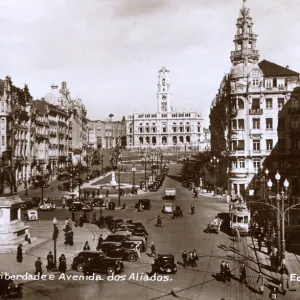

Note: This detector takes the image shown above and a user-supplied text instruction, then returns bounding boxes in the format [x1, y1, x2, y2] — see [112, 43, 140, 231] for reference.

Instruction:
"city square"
[0, 0, 300, 300]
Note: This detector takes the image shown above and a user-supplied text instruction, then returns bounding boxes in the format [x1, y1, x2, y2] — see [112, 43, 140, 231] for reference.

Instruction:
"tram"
[229, 202, 250, 236]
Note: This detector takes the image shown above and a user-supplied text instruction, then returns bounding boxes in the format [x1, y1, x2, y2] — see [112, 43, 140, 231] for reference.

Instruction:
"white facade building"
[127, 67, 206, 150]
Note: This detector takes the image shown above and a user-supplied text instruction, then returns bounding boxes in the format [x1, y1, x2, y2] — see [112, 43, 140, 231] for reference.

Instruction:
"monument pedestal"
[0, 194, 29, 252]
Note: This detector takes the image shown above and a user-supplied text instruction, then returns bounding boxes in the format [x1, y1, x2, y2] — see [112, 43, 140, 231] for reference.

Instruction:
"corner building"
[210, 1, 300, 196]
[127, 67, 205, 150]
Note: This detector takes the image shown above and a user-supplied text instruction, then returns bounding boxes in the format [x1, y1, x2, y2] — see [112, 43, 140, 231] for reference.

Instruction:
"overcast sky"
[0, 0, 299, 126]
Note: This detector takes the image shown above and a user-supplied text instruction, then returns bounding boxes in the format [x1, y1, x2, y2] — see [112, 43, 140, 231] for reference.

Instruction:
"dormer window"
[277, 78, 285, 88]
[265, 79, 273, 88]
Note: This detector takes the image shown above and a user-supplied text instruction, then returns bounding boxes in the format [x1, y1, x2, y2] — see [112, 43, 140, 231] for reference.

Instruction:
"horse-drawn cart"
[207, 218, 222, 233]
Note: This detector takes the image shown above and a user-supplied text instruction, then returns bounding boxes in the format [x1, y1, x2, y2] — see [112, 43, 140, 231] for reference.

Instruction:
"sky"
[0, 0, 300, 126]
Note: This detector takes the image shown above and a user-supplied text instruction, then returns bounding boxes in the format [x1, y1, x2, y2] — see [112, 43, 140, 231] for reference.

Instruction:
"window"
[265, 79, 273, 88]
[186, 127, 190, 132]
[277, 78, 285, 88]
[278, 98, 284, 109]
[253, 140, 260, 151]
[238, 119, 244, 129]
[1, 136, 4, 146]
[152, 127, 156, 133]
[266, 118, 273, 129]
[162, 125, 167, 133]
[232, 120, 237, 130]
[238, 99, 244, 110]
[266, 98, 273, 109]
[237, 140, 245, 150]
[278, 139, 285, 151]
[129, 128, 132, 133]
[238, 159, 245, 168]
[252, 79, 260, 87]
[173, 127, 176, 133]
[266, 139, 273, 151]
[231, 140, 237, 151]
[198, 126, 201, 132]
[1, 102, 4, 112]
[253, 158, 260, 170]
[278, 118, 285, 130]
[139, 127, 143, 133]
[252, 118, 260, 129]
[1, 119, 4, 130]
[291, 117, 299, 129]
[252, 98, 260, 109]
[146, 127, 149, 133]
[179, 127, 183, 132]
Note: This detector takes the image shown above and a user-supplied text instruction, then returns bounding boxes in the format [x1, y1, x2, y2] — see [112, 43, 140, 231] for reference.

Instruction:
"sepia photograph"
[0, 0, 299, 299]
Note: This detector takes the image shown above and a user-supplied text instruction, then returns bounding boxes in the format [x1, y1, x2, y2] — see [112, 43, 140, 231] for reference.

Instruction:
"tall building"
[44, 82, 88, 159]
[126, 67, 206, 150]
[209, 1, 300, 196]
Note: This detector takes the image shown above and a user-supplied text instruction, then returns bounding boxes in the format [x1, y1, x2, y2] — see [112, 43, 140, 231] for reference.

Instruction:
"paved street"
[5, 164, 299, 300]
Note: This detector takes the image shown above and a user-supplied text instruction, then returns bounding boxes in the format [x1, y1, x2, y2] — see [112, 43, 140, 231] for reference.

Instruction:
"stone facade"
[209, 1, 300, 196]
[126, 67, 206, 150]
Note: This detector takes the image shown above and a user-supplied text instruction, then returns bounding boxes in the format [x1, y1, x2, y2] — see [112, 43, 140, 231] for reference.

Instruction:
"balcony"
[288, 107, 300, 114]
[235, 33, 258, 40]
[249, 108, 263, 115]
[250, 128, 263, 135]
[231, 109, 238, 117]
[230, 49, 259, 60]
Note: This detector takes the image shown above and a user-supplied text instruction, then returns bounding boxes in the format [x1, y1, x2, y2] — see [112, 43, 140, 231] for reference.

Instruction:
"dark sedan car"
[71, 250, 124, 275]
[98, 242, 138, 261]
[152, 253, 177, 274]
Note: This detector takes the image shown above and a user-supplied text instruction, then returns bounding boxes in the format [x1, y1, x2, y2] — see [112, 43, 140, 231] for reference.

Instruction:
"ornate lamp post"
[160, 154, 164, 173]
[132, 163, 136, 194]
[281, 178, 289, 263]
[118, 164, 121, 207]
[275, 171, 282, 263]
[210, 156, 219, 196]
[141, 154, 150, 191]
[52, 217, 58, 270]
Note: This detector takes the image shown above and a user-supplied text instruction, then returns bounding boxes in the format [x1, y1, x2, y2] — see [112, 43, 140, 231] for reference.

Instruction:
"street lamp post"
[275, 171, 282, 266]
[52, 217, 58, 270]
[210, 156, 219, 196]
[141, 155, 150, 191]
[118, 164, 121, 207]
[282, 178, 289, 263]
[132, 163, 136, 194]
[160, 154, 164, 173]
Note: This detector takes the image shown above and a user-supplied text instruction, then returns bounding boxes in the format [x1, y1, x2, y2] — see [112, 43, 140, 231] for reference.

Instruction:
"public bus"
[229, 202, 250, 236]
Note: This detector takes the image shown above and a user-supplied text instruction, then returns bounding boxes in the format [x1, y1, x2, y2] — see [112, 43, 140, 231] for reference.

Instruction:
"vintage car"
[71, 250, 124, 275]
[122, 241, 141, 257]
[69, 202, 83, 211]
[134, 199, 151, 210]
[39, 199, 56, 211]
[105, 234, 131, 244]
[98, 241, 138, 261]
[152, 253, 177, 274]
[61, 192, 79, 203]
[25, 209, 39, 221]
[82, 203, 93, 212]
[161, 203, 174, 213]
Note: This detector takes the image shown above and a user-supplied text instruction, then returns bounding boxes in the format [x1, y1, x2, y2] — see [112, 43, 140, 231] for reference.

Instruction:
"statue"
[0, 157, 16, 195]
[110, 171, 117, 186]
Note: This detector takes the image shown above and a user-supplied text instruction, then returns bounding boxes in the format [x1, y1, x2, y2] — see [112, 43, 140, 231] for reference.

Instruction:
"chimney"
[286, 65, 289, 69]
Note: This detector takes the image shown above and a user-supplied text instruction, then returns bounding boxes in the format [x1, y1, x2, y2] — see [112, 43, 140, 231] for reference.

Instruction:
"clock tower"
[157, 67, 172, 113]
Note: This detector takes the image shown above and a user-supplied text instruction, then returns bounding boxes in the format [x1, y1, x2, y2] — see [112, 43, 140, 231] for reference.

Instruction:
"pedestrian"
[190, 204, 195, 215]
[279, 263, 289, 275]
[270, 254, 276, 272]
[270, 287, 278, 299]
[150, 242, 156, 257]
[179, 205, 183, 217]
[220, 261, 226, 281]
[83, 258, 93, 276]
[58, 254, 67, 273]
[62, 198, 66, 209]
[193, 250, 198, 263]
[46, 251, 54, 272]
[280, 272, 289, 295]
[79, 215, 84, 227]
[239, 262, 247, 284]
[35, 257, 43, 276]
[257, 234, 262, 251]
[256, 272, 265, 294]
[182, 251, 188, 268]
[156, 215, 162, 227]
[225, 262, 231, 282]
[83, 241, 90, 251]
[16, 244, 23, 263]
[189, 251, 195, 267]
[97, 234, 104, 250]
[172, 209, 178, 219]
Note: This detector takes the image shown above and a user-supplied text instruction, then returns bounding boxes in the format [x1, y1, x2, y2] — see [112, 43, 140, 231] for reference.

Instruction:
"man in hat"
[97, 234, 104, 250]
[35, 257, 43, 276]
[16, 244, 23, 263]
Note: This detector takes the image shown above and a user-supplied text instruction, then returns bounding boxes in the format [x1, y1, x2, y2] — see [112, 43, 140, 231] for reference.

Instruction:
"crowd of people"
[181, 250, 198, 268]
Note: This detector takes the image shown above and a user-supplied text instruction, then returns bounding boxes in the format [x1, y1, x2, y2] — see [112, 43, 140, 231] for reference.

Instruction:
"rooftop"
[258, 59, 299, 77]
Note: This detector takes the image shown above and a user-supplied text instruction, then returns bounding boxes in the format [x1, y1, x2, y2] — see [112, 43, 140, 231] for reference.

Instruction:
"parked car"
[25, 209, 39, 221]
[61, 192, 79, 203]
[69, 202, 83, 211]
[163, 188, 176, 200]
[152, 253, 177, 274]
[162, 203, 173, 213]
[148, 183, 159, 192]
[117, 224, 147, 237]
[122, 241, 141, 257]
[57, 173, 69, 181]
[98, 241, 138, 261]
[20, 198, 39, 210]
[71, 250, 124, 275]
[42, 182, 50, 188]
[105, 233, 132, 243]
[94, 215, 114, 228]
[39, 199, 56, 211]
[134, 199, 151, 210]
[82, 203, 93, 212]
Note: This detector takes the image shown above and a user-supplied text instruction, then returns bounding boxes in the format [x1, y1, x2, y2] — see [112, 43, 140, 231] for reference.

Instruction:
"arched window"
[238, 99, 244, 110]
[152, 136, 156, 144]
